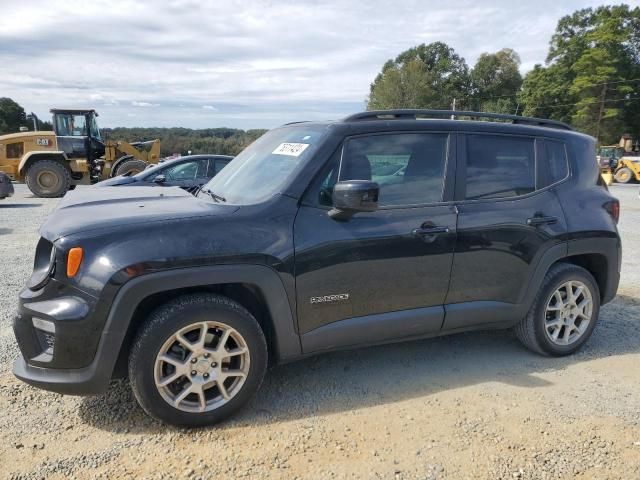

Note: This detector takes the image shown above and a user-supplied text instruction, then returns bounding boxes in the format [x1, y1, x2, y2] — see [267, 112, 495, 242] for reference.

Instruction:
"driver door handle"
[526, 215, 558, 227]
[412, 226, 450, 237]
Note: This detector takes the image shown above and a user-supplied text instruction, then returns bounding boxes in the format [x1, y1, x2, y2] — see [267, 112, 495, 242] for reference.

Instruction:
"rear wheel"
[113, 158, 147, 177]
[515, 263, 600, 356]
[25, 159, 71, 198]
[129, 294, 268, 427]
[614, 167, 634, 183]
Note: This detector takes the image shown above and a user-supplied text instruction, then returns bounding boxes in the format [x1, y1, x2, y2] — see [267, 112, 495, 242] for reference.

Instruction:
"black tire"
[113, 158, 147, 177]
[614, 167, 634, 184]
[129, 293, 268, 427]
[25, 160, 71, 198]
[515, 263, 600, 356]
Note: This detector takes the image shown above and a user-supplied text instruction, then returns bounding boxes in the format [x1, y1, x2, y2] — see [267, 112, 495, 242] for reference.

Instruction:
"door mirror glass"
[329, 180, 379, 220]
[153, 174, 166, 184]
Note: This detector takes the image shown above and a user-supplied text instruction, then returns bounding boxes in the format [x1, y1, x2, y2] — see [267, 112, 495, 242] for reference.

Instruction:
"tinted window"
[545, 140, 569, 185]
[164, 159, 208, 181]
[214, 159, 229, 174]
[327, 133, 448, 207]
[465, 135, 535, 200]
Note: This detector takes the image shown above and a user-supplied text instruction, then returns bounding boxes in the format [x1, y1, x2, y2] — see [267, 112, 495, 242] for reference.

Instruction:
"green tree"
[470, 48, 523, 114]
[367, 42, 470, 110]
[0, 98, 27, 135]
[520, 5, 640, 142]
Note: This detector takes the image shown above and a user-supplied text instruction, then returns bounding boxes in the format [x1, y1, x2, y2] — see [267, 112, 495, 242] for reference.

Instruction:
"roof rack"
[343, 109, 573, 131]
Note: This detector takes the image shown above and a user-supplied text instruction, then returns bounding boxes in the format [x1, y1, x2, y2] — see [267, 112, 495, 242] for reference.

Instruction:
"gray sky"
[1, 0, 637, 129]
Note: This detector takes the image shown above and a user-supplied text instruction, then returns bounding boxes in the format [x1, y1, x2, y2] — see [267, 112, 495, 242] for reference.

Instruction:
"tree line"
[102, 127, 267, 157]
[367, 4, 640, 144]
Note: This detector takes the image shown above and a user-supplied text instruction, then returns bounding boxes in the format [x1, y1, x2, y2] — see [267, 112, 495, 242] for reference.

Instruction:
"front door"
[294, 131, 457, 353]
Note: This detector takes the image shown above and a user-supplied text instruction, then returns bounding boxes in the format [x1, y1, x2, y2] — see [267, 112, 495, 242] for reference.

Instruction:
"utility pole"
[595, 82, 607, 143]
[451, 98, 456, 119]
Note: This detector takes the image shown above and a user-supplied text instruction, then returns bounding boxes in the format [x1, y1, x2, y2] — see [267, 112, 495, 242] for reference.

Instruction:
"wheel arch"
[103, 265, 301, 382]
[520, 238, 619, 312]
[19, 151, 69, 176]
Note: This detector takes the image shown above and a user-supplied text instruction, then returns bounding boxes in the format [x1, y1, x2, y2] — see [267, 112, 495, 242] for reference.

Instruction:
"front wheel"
[129, 294, 268, 427]
[515, 263, 600, 356]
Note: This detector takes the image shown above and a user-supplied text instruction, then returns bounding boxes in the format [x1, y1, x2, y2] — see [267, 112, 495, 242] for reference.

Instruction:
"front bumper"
[13, 354, 109, 395]
[12, 280, 116, 395]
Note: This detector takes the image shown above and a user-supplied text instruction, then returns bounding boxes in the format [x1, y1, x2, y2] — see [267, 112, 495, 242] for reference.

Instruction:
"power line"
[467, 78, 640, 103]
[536, 96, 640, 110]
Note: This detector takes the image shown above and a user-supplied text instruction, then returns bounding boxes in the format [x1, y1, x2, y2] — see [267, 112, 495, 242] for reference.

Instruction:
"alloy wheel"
[154, 321, 250, 413]
[544, 280, 593, 346]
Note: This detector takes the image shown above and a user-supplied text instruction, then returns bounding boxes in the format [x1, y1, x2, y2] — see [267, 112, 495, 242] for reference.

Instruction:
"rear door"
[443, 133, 568, 329]
[294, 131, 458, 352]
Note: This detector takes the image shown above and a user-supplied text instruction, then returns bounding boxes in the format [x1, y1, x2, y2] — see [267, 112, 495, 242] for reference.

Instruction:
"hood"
[40, 186, 238, 241]
[95, 175, 137, 186]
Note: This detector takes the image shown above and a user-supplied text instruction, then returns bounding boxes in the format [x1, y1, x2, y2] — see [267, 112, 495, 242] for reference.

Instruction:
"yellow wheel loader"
[597, 135, 640, 184]
[0, 109, 160, 197]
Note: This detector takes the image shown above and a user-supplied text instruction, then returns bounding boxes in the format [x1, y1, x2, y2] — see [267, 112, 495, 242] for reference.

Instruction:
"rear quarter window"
[540, 140, 569, 187]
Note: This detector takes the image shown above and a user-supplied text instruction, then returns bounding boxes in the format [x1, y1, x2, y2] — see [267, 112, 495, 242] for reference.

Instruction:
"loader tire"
[25, 160, 71, 198]
[614, 167, 634, 184]
[113, 159, 148, 177]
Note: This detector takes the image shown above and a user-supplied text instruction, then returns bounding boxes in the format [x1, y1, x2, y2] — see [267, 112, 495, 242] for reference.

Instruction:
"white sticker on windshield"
[272, 142, 310, 157]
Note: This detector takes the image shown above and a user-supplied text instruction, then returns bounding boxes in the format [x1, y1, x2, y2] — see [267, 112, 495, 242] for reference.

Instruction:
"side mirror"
[153, 174, 166, 184]
[328, 180, 379, 221]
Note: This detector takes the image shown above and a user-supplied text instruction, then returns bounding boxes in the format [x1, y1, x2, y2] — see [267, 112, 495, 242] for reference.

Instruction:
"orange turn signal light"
[67, 247, 84, 278]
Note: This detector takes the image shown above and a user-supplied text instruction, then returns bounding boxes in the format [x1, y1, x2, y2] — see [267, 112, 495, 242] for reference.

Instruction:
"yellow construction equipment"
[597, 134, 640, 184]
[0, 108, 160, 197]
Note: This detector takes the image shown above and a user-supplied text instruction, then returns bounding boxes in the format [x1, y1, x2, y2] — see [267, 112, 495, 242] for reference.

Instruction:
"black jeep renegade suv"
[13, 110, 621, 427]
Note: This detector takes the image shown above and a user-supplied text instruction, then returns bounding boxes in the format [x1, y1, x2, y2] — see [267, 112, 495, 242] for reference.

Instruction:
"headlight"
[27, 239, 56, 290]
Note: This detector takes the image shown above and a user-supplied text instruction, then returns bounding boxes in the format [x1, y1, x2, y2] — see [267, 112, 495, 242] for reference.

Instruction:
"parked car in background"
[96, 155, 233, 193]
[0, 172, 14, 199]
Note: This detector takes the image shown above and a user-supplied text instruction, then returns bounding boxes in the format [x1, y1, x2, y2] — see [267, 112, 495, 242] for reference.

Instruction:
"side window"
[544, 140, 569, 186]
[214, 159, 229, 174]
[164, 159, 207, 181]
[319, 133, 448, 207]
[465, 135, 535, 200]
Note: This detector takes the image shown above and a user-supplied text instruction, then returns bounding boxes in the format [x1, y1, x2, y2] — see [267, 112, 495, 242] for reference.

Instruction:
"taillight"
[604, 199, 620, 224]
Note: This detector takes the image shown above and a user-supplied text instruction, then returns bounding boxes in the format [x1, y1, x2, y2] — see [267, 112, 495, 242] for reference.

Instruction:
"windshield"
[200, 125, 328, 204]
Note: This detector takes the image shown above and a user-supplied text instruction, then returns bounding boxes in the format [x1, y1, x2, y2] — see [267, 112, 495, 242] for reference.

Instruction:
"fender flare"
[518, 236, 620, 310]
[91, 265, 301, 391]
[19, 151, 68, 175]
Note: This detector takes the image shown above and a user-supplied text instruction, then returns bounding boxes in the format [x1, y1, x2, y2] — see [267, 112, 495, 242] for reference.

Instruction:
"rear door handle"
[526, 215, 558, 226]
[412, 226, 450, 236]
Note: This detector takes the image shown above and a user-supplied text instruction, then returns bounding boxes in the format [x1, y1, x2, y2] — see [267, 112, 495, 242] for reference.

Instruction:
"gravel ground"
[1, 183, 639, 480]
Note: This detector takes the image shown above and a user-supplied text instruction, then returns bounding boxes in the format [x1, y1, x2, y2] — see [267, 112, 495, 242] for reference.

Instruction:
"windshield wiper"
[200, 188, 226, 203]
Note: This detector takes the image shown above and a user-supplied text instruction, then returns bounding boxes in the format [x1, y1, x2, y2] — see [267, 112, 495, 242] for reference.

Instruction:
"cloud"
[131, 101, 159, 107]
[202, 105, 218, 111]
[0, 0, 632, 129]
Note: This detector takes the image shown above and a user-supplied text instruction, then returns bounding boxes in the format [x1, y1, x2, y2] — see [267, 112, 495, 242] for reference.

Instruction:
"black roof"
[50, 108, 98, 116]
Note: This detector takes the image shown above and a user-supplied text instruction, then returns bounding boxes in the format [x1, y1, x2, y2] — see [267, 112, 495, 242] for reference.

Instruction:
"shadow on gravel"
[78, 293, 640, 433]
[0, 203, 42, 208]
[0, 228, 12, 235]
